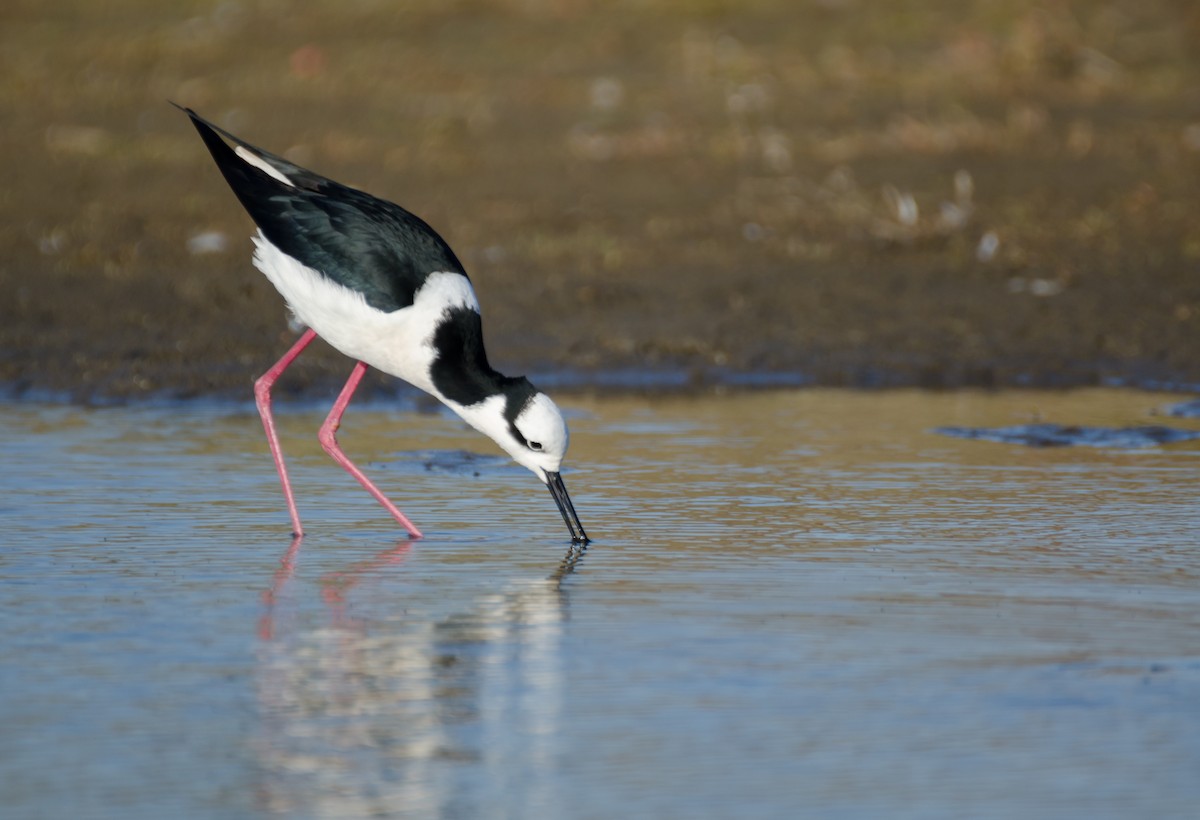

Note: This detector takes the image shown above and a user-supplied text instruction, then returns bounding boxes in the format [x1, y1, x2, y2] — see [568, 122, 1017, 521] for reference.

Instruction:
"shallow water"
[2, 389, 1199, 819]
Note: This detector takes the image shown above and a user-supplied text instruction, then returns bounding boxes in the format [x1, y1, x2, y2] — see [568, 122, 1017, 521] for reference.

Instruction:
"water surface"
[2, 389, 1199, 818]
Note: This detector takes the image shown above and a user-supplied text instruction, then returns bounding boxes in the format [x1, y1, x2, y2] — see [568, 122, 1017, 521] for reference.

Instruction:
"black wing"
[178, 104, 466, 312]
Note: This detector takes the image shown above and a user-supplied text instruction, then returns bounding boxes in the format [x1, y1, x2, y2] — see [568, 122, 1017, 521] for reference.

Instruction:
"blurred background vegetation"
[2, 0, 1199, 399]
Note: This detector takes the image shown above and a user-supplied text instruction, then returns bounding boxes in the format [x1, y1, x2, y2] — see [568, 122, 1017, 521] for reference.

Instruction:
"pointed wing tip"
[172, 103, 305, 188]
[172, 101, 220, 142]
[168, 100, 198, 119]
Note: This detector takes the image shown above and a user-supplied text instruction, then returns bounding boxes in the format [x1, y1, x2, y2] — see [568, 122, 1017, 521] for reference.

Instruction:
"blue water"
[2, 390, 1199, 818]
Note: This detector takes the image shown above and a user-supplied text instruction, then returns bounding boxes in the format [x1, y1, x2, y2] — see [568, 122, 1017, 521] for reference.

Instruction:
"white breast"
[250, 230, 479, 393]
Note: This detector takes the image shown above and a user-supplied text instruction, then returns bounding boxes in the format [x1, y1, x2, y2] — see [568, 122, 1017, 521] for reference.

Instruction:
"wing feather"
[179, 104, 466, 312]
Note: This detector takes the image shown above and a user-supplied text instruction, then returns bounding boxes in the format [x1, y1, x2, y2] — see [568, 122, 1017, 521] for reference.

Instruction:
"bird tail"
[171, 102, 326, 193]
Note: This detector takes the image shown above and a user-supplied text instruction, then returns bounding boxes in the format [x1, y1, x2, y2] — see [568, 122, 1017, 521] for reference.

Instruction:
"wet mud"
[3, 1, 1200, 401]
[934, 423, 1200, 448]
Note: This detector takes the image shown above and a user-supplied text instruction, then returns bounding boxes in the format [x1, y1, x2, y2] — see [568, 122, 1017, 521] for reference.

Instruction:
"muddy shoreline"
[4, 1, 1199, 403]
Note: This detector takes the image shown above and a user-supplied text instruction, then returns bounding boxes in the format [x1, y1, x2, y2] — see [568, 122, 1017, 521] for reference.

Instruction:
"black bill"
[546, 471, 589, 545]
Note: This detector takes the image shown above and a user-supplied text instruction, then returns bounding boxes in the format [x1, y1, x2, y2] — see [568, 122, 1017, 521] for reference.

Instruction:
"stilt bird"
[178, 105, 588, 544]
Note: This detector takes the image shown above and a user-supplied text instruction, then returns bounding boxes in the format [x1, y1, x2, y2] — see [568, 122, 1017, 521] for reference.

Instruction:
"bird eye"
[529, 441, 543, 451]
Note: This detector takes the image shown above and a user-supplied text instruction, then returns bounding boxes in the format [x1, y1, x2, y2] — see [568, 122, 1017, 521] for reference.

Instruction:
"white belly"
[250, 231, 479, 394]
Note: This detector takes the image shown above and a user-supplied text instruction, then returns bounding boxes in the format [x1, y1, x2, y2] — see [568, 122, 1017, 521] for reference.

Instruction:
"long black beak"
[546, 471, 589, 545]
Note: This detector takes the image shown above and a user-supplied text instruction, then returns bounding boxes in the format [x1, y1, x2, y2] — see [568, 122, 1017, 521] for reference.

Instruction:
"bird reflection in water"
[253, 537, 578, 816]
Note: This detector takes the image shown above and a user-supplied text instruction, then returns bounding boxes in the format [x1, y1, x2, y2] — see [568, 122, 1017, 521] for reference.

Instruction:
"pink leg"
[318, 362, 424, 538]
[255, 328, 317, 536]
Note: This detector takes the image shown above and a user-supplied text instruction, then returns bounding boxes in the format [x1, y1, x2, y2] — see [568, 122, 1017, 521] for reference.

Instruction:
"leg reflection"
[258, 534, 304, 641]
[257, 536, 413, 640]
[320, 541, 413, 629]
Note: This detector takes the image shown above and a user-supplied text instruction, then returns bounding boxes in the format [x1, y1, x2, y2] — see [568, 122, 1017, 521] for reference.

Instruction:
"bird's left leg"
[318, 362, 424, 538]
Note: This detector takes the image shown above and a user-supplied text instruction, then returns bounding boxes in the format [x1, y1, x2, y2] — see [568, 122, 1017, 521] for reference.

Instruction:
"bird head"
[455, 386, 589, 544]
[504, 391, 570, 479]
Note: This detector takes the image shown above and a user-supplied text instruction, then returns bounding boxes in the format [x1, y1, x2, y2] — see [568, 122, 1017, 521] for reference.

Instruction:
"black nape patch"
[503, 383, 539, 448]
[429, 306, 534, 411]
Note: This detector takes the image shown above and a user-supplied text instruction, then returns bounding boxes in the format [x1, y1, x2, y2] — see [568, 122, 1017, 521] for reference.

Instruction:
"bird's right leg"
[255, 328, 318, 536]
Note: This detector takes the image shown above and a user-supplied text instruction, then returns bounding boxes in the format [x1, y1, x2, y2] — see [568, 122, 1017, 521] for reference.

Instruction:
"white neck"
[449, 393, 519, 459]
